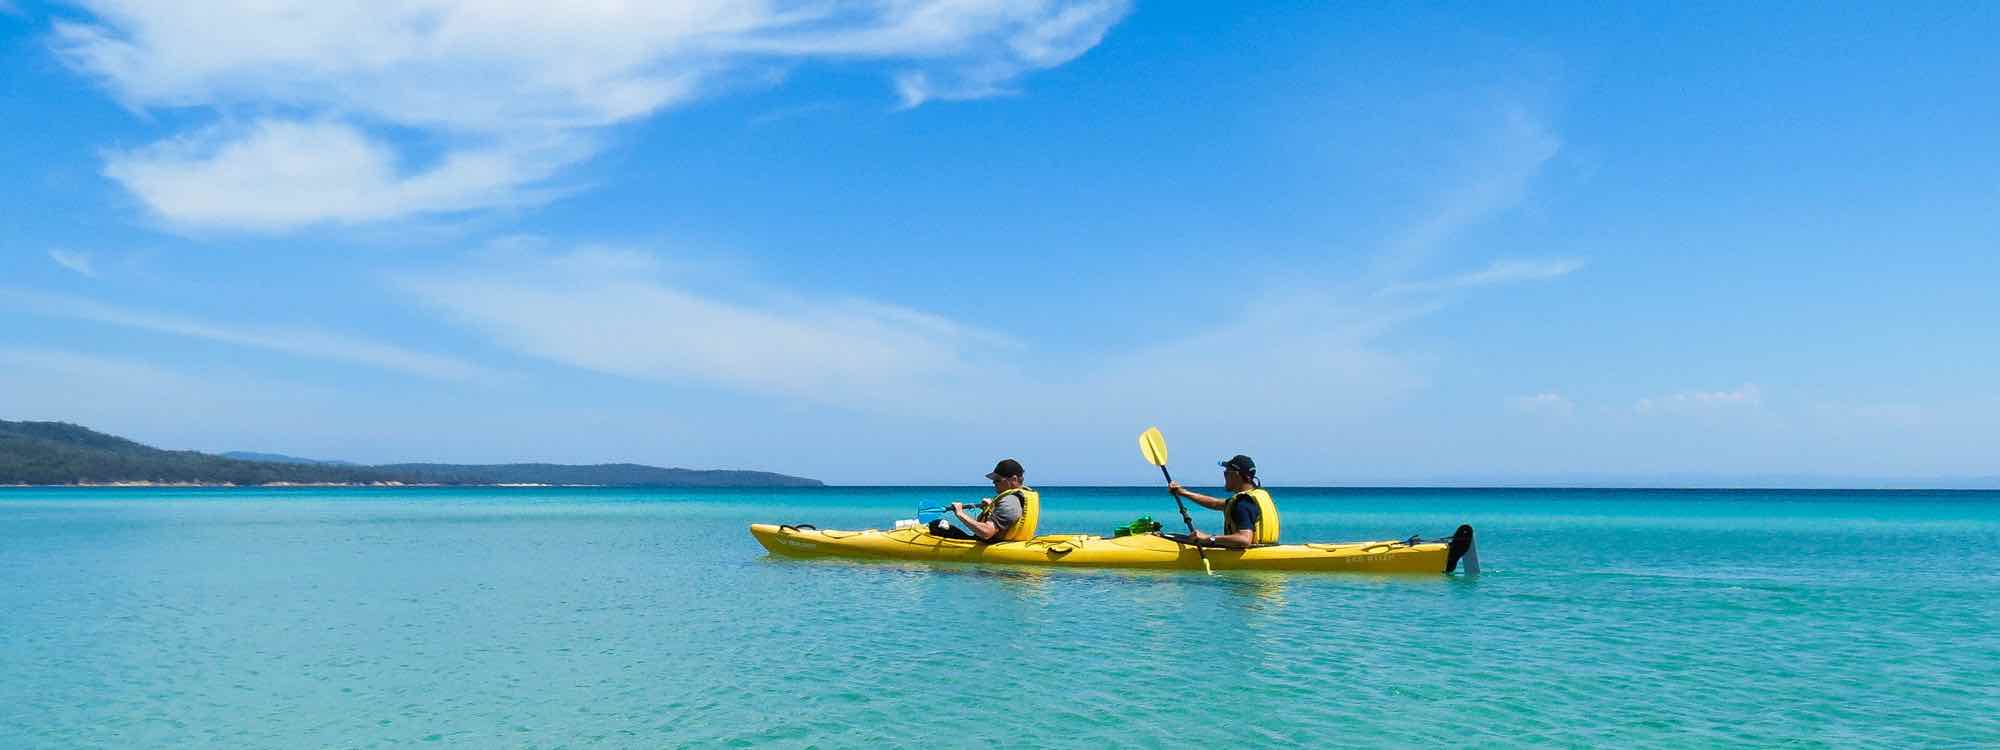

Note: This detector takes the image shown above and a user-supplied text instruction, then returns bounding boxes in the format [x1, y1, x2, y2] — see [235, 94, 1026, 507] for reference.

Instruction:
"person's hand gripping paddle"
[1138, 426, 1212, 575]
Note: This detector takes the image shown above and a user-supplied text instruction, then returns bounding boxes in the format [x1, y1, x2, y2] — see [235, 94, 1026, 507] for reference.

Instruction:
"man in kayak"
[1167, 455, 1280, 547]
[928, 458, 1041, 543]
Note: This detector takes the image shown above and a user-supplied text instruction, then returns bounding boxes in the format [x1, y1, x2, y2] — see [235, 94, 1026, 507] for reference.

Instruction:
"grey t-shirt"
[984, 494, 1024, 531]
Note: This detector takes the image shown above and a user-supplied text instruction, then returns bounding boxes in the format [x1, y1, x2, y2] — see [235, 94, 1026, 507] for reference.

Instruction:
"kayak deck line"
[749, 523, 1478, 574]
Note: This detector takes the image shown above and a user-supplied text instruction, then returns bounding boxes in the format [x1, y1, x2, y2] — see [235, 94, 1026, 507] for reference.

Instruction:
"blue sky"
[2, 2, 1995, 484]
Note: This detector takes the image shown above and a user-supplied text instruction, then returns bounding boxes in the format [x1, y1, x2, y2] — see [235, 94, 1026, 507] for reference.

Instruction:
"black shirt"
[1228, 494, 1260, 532]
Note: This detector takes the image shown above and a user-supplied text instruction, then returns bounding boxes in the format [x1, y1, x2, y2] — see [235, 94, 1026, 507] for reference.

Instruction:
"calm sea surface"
[3, 487, 1997, 748]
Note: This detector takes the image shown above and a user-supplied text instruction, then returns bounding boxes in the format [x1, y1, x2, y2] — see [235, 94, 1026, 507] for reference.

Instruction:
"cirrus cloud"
[0, 287, 492, 382]
[1635, 383, 1764, 415]
[47, 249, 98, 278]
[1508, 392, 1576, 417]
[394, 245, 1007, 408]
[1383, 258, 1585, 296]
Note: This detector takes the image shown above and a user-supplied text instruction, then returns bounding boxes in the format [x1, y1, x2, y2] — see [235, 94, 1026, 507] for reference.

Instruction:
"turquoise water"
[3, 487, 1997, 748]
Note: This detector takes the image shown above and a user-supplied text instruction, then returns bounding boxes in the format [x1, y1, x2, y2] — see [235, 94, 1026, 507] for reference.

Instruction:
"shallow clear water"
[3, 487, 1997, 748]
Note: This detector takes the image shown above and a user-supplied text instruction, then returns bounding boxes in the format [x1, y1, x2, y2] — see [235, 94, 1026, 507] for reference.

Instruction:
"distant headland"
[0, 419, 822, 488]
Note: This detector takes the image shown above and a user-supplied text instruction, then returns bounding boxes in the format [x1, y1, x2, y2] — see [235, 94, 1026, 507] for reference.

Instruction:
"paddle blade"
[1138, 426, 1169, 467]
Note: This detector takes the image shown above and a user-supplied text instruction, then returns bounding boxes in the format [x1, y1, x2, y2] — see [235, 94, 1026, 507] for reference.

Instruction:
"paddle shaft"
[918, 502, 987, 514]
[1158, 465, 1211, 569]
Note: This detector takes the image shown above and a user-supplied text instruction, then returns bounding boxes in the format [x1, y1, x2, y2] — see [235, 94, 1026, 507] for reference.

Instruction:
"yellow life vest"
[1222, 488, 1279, 545]
[980, 486, 1040, 542]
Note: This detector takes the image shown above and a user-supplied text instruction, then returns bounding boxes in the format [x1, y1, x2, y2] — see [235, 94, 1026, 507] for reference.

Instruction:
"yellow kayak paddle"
[1138, 426, 1212, 575]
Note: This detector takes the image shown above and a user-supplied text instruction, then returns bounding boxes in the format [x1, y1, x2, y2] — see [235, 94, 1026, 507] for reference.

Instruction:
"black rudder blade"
[1445, 524, 1477, 574]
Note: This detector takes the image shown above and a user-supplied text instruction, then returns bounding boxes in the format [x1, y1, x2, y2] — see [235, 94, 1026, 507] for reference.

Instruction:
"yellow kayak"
[749, 523, 1477, 574]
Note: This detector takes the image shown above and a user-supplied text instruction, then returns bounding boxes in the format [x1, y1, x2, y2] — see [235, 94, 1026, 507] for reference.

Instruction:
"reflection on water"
[1224, 571, 1289, 609]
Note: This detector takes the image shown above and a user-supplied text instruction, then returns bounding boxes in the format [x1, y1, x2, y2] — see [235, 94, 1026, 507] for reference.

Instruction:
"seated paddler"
[927, 458, 1040, 543]
[1166, 454, 1279, 548]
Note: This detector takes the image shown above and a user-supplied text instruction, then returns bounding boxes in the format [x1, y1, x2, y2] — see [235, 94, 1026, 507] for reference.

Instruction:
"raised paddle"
[1138, 426, 1212, 575]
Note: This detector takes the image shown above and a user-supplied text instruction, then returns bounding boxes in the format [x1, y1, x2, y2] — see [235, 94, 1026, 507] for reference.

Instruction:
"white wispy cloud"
[47, 249, 98, 278]
[1508, 392, 1575, 417]
[393, 98, 1565, 423]
[397, 243, 1431, 429]
[1635, 384, 1763, 415]
[1375, 105, 1564, 280]
[52, 0, 1131, 230]
[1383, 258, 1584, 295]
[1047, 290, 1427, 432]
[0, 289, 491, 381]
[1354, 102, 1577, 303]
[102, 120, 583, 231]
[881, 0, 1129, 107]
[396, 248, 1003, 406]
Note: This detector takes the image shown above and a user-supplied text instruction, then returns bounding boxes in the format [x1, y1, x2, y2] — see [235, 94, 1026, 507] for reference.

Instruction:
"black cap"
[985, 458, 1024, 480]
[1218, 455, 1256, 475]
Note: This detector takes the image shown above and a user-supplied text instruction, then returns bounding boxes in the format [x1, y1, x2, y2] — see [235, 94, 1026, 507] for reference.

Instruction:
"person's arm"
[960, 495, 1023, 541]
[1185, 492, 1260, 547]
[1190, 528, 1257, 548]
[1166, 481, 1227, 510]
[949, 501, 1000, 539]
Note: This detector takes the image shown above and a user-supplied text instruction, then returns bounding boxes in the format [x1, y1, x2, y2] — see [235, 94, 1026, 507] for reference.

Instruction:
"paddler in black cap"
[1167, 454, 1280, 548]
[927, 458, 1041, 543]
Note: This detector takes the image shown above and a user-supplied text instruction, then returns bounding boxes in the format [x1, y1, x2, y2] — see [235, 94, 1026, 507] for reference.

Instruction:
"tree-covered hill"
[1, 420, 822, 487]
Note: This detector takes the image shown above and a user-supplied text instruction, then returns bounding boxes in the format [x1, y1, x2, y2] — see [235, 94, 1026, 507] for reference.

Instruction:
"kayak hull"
[749, 523, 1463, 574]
